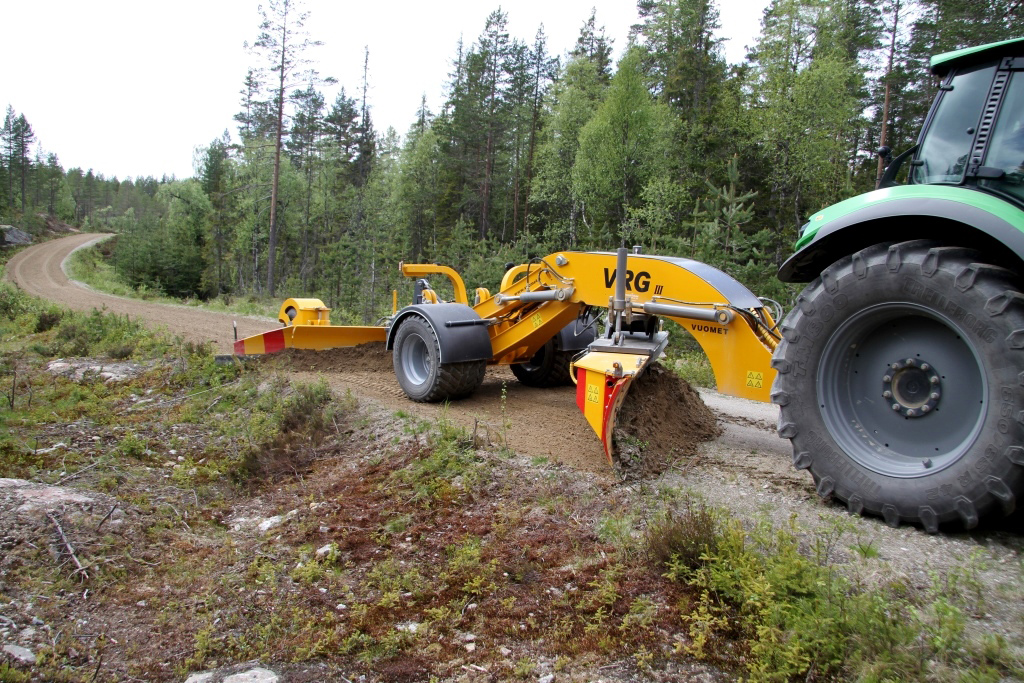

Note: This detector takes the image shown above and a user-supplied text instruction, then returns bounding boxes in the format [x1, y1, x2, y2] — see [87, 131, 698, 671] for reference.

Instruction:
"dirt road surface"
[4, 232, 275, 354]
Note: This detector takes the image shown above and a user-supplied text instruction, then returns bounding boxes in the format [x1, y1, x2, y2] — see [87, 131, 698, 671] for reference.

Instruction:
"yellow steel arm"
[476, 252, 776, 402]
[400, 263, 470, 305]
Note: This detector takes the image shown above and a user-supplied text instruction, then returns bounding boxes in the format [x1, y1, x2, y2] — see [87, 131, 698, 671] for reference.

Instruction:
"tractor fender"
[779, 187, 1024, 282]
[386, 303, 493, 364]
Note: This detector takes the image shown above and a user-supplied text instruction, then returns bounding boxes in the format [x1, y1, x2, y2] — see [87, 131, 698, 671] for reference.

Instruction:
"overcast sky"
[2, 0, 769, 181]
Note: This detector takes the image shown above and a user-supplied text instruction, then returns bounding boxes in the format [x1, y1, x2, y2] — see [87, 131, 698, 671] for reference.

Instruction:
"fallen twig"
[47, 511, 88, 581]
[55, 459, 102, 486]
[90, 652, 104, 682]
[95, 504, 118, 532]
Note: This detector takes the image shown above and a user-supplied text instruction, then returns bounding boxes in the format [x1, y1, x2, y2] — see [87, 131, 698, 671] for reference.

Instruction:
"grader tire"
[771, 240, 1024, 531]
[510, 337, 573, 388]
[393, 315, 486, 402]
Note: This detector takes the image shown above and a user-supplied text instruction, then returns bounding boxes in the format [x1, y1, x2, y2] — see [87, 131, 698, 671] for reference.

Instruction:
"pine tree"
[477, 9, 513, 239]
[518, 27, 558, 239]
[248, 0, 334, 296]
[636, 0, 726, 118]
[11, 114, 35, 215]
[2, 106, 16, 216]
[198, 132, 235, 296]
[324, 88, 360, 166]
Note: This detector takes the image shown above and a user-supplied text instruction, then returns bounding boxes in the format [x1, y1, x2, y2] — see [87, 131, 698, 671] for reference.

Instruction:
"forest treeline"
[1, 0, 1019, 320]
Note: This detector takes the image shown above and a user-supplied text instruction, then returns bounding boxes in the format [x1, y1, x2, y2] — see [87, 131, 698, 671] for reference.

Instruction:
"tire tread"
[772, 240, 1024, 531]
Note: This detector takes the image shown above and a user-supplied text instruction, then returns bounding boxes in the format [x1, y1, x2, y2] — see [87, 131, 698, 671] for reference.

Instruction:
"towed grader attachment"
[235, 247, 779, 465]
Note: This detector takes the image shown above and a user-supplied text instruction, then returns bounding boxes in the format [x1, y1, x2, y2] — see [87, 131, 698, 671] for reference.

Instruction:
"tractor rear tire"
[510, 336, 573, 388]
[393, 315, 487, 402]
[771, 240, 1024, 531]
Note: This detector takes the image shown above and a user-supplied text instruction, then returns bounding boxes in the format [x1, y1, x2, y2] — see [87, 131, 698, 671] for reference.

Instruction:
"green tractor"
[774, 37, 1024, 531]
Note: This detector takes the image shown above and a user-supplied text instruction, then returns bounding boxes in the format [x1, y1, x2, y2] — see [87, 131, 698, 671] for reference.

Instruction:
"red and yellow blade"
[234, 325, 386, 355]
[572, 350, 653, 466]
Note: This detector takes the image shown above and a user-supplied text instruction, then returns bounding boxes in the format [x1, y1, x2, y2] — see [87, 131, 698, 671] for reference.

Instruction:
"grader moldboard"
[238, 36, 1024, 533]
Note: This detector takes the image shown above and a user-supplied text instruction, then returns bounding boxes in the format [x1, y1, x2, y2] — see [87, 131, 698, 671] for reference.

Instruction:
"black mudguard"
[386, 303, 493, 364]
[556, 311, 598, 352]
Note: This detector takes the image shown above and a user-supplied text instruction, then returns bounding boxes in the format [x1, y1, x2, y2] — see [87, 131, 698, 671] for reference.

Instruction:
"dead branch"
[95, 504, 118, 532]
[55, 459, 102, 485]
[47, 511, 88, 582]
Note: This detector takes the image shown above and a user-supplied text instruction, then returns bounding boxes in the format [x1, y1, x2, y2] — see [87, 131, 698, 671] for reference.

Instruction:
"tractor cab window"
[912, 63, 996, 185]
[980, 71, 1024, 204]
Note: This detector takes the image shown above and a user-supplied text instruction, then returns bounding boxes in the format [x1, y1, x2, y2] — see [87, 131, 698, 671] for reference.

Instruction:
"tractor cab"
[905, 37, 1024, 206]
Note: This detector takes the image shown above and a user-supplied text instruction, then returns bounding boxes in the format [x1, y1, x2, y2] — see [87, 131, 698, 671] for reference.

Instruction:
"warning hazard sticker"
[746, 371, 764, 389]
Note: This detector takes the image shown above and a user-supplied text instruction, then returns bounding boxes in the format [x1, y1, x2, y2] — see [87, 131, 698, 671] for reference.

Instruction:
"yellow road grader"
[235, 248, 779, 465]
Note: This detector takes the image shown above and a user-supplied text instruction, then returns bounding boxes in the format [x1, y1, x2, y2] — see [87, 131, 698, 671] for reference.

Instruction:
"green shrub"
[34, 309, 61, 333]
[0, 283, 34, 320]
[647, 498, 720, 572]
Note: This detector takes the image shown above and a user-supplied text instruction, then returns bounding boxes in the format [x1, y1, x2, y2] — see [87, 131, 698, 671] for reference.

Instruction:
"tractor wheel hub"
[881, 358, 940, 418]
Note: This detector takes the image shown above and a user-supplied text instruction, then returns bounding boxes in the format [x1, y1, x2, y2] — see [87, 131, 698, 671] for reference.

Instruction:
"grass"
[1, 287, 1022, 682]
[65, 242, 279, 318]
[662, 325, 717, 388]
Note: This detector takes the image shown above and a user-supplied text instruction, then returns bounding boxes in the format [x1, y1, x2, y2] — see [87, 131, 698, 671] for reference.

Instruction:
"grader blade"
[571, 327, 669, 466]
[233, 297, 387, 355]
[234, 324, 386, 355]
[238, 247, 780, 473]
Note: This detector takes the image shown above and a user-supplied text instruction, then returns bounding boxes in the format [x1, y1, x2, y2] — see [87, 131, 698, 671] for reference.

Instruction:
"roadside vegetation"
[65, 239, 278, 319]
[2, 282, 1021, 682]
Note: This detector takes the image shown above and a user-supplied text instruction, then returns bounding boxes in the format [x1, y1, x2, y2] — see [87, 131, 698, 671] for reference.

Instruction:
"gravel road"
[3, 232, 275, 354]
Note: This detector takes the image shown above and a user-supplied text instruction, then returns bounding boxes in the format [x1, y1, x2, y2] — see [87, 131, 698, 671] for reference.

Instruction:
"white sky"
[1, 0, 769, 181]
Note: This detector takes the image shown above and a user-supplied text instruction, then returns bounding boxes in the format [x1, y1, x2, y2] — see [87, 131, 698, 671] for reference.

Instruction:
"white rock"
[222, 668, 279, 683]
[3, 643, 34, 664]
[183, 673, 215, 683]
[258, 516, 283, 533]
[315, 544, 333, 558]
[538, 675, 554, 683]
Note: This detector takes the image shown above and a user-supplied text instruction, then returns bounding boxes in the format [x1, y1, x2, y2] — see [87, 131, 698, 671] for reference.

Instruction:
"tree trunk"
[267, 30, 287, 298]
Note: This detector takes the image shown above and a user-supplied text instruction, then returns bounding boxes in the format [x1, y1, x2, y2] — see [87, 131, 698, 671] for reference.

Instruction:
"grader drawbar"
[234, 247, 780, 464]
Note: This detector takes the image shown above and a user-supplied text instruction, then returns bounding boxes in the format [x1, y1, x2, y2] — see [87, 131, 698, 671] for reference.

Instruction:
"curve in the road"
[4, 232, 274, 354]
